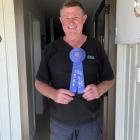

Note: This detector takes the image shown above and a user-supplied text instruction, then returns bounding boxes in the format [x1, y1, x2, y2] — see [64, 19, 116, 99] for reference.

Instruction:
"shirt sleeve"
[96, 40, 114, 82]
[36, 46, 51, 84]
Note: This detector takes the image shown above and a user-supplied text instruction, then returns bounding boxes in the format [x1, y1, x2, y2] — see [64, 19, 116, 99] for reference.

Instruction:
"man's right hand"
[53, 89, 75, 104]
[35, 80, 75, 105]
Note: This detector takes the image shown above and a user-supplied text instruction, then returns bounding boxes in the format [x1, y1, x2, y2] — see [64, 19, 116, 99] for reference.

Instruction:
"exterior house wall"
[115, 0, 140, 139]
[0, 0, 22, 139]
[115, 0, 140, 44]
[116, 44, 140, 140]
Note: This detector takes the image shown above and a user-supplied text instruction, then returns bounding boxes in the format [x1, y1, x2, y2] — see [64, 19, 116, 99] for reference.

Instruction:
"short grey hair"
[60, 0, 86, 14]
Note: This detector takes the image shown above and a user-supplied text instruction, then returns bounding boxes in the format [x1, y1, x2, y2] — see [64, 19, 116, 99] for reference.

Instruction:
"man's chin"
[66, 33, 79, 38]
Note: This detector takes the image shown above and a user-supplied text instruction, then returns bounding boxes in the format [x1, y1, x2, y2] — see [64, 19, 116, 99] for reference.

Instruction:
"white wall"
[115, 0, 140, 44]
[0, 0, 22, 139]
[116, 44, 140, 140]
[115, 0, 140, 140]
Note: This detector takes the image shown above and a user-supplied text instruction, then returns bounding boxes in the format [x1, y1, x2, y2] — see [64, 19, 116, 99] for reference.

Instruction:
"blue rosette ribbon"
[69, 48, 86, 94]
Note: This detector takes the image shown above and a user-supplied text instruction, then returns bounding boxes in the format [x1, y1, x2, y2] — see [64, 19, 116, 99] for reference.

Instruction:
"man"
[35, 0, 114, 140]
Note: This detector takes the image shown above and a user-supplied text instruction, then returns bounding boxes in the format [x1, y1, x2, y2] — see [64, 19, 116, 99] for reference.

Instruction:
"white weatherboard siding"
[116, 44, 140, 140]
[0, 0, 22, 139]
[0, 0, 11, 138]
[115, 0, 140, 138]
[115, 0, 140, 44]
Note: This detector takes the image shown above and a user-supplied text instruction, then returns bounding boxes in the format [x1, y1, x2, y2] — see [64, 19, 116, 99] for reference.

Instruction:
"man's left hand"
[82, 84, 100, 101]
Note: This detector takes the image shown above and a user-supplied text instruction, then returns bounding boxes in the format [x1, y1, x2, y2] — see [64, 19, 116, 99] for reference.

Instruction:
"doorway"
[14, 0, 116, 140]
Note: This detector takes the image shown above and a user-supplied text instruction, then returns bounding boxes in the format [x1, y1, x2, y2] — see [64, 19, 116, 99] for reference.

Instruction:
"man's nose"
[68, 18, 75, 23]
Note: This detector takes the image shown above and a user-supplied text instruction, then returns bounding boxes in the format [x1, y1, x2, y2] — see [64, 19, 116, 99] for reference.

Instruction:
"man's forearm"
[35, 80, 56, 100]
[97, 79, 114, 97]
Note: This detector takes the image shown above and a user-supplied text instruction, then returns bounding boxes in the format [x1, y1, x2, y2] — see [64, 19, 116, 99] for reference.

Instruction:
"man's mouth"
[68, 26, 76, 29]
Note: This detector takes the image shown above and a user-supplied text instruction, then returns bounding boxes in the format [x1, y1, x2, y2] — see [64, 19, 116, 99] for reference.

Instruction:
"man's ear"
[59, 17, 62, 24]
[83, 14, 87, 24]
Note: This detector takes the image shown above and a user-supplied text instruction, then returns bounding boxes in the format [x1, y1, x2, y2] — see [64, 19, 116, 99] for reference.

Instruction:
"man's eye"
[63, 17, 70, 20]
[61, 16, 81, 21]
[75, 17, 79, 19]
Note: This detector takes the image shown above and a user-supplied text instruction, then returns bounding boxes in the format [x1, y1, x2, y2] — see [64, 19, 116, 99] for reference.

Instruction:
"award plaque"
[69, 48, 86, 94]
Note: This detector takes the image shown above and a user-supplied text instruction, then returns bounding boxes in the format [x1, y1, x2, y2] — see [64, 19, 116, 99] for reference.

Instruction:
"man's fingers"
[83, 93, 95, 101]
[56, 89, 75, 104]
[84, 85, 91, 92]
[83, 91, 92, 99]
[60, 89, 75, 96]
[61, 98, 71, 104]
[62, 94, 74, 101]
[59, 98, 69, 104]
[59, 96, 73, 104]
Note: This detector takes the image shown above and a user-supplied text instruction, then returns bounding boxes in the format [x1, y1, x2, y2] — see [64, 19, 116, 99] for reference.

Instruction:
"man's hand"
[82, 80, 114, 101]
[35, 80, 75, 105]
[53, 89, 75, 104]
[82, 84, 100, 101]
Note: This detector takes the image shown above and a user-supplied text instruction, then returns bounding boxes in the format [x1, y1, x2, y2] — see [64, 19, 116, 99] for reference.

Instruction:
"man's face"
[60, 6, 87, 39]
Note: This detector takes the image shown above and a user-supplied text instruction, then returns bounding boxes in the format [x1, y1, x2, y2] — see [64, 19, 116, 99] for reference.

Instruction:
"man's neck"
[64, 34, 87, 48]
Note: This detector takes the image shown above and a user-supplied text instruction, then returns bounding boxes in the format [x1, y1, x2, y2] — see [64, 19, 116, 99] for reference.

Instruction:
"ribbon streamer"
[69, 48, 86, 94]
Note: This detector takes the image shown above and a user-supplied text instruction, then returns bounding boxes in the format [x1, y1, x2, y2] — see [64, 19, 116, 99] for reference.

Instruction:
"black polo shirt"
[36, 37, 114, 125]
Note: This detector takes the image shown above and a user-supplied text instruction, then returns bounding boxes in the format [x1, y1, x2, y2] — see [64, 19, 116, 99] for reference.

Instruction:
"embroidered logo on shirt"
[87, 55, 95, 60]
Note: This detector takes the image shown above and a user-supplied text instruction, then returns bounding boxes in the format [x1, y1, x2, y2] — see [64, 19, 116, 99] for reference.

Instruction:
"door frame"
[94, 0, 117, 139]
[0, 0, 30, 139]
[14, 0, 30, 139]
[106, 0, 117, 139]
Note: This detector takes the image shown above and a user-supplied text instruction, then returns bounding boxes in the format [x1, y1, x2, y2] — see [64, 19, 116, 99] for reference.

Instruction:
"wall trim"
[14, 0, 30, 139]
[115, 45, 127, 140]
